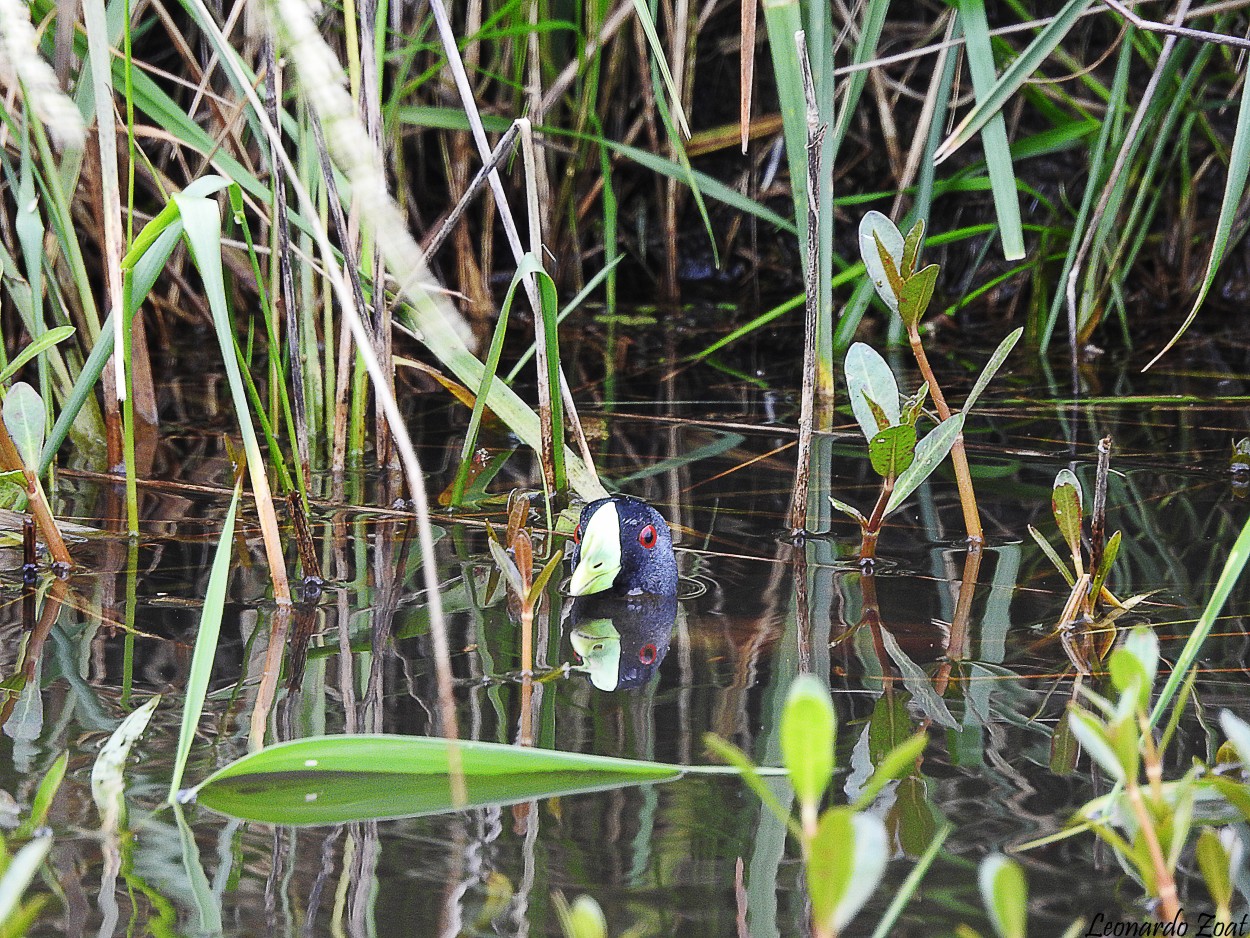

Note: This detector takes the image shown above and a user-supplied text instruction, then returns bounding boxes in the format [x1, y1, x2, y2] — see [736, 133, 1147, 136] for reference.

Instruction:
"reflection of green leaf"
[845, 343, 900, 440]
[3, 382, 45, 471]
[868, 425, 916, 479]
[195, 735, 684, 826]
[1066, 708, 1126, 784]
[1049, 709, 1079, 777]
[808, 808, 887, 935]
[878, 629, 957, 729]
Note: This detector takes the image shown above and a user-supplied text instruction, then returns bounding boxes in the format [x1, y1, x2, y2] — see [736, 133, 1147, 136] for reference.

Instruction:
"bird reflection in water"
[564, 592, 678, 691]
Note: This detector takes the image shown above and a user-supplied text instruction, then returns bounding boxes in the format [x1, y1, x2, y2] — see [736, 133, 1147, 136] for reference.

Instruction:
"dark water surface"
[7, 322, 1250, 937]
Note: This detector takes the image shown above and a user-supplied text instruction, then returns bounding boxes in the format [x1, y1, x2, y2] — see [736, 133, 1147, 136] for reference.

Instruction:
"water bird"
[567, 495, 678, 597]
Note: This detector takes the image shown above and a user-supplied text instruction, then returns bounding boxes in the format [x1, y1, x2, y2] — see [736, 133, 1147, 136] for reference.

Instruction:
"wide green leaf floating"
[190, 735, 729, 825]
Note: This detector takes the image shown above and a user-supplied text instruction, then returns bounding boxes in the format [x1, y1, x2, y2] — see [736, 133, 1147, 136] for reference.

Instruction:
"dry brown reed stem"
[190, 0, 463, 743]
[427, 0, 606, 497]
[789, 30, 823, 538]
[81, 0, 126, 405]
[905, 330, 982, 543]
[249, 604, 290, 751]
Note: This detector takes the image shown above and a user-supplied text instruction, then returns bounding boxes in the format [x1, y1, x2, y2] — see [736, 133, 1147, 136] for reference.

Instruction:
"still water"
[6, 321, 1250, 936]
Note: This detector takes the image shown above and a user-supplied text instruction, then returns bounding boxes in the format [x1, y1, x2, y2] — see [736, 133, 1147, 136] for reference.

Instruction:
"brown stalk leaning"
[0, 426, 72, 569]
[789, 30, 825, 537]
[904, 329, 982, 543]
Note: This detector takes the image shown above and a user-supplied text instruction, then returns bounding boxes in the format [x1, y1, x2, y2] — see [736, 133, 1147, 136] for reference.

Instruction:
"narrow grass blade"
[962, 328, 1022, 413]
[1147, 59, 1250, 368]
[0, 327, 74, 388]
[168, 474, 242, 803]
[1150, 514, 1250, 731]
[956, 2, 1025, 260]
[628, 0, 690, 138]
[868, 823, 951, 938]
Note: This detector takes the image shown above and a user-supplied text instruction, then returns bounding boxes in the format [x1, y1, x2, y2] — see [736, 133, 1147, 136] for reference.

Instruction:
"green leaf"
[956, 0, 1025, 260]
[194, 735, 685, 825]
[704, 734, 801, 837]
[1220, 711, 1250, 766]
[1091, 530, 1121, 600]
[902, 219, 925, 279]
[868, 424, 917, 479]
[901, 381, 930, 426]
[899, 264, 939, 330]
[885, 414, 966, 515]
[962, 328, 1023, 414]
[781, 675, 836, 820]
[555, 895, 607, 938]
[2, 382, 45, 472]
[830, 496, 868, 527]
[845, 343, 901, 440]
[169, 475, 242, 803]
[1027, 524, 1076, 586]
[808, 808, 888, 935]
[1122, 627, 1159, 695]
[864, 394, 893, 433]
[0, 835, 50, 926]
[1066, 707, 1126, 784]
[1148, 45, 1250, 367]
[859, 212, 905, 313]
[527, 549, 565, 607]
[1195, 828, 1233, 913]
[1108, 649, 1149, 717]
[0, 327, 75, 388]
[1052, 469, 1084, 565]
[979, 854, 1027, 938]
[935, 0, 1094, 165]
[15, 752, 68, 839]
[488, 537, 526, 598]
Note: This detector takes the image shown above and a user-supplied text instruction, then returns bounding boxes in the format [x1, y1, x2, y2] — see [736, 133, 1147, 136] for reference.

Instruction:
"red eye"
[638, 524, 657, 549]
[573, 524, 581, 544]
[639, 643, 657, 664]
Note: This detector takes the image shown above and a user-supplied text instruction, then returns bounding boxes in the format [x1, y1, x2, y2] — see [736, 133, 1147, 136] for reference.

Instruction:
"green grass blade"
[1149, 512, 1250, 731]
[935, 0, 1093, 164]
[1147, 59, 1250, 368]
[957, 1, 1025, 260]
[0, 326, 74, 388]
[168, 474, 242, 802]
[628, 0, 690, 138]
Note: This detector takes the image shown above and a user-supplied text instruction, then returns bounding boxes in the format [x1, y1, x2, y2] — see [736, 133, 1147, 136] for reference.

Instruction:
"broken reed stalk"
[427, 0, 604, 497]
[0, 426, 72, 569]
[1090, 434, 1112, 577]
[789, 29, 823, 538]
[904, 330, 982, 543]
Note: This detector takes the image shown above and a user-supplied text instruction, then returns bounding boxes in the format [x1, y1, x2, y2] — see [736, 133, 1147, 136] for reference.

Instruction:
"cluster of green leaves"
[708, 676, 926, 937]
[860, 212, 939, 333]
[1061, 627, 1250, 926]
[830, 342, 963, 533]
[1029, 470, 1119, 604]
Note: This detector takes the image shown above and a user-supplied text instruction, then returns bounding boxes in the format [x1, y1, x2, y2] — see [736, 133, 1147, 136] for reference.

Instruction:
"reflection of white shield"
[570, 619, 622, 691]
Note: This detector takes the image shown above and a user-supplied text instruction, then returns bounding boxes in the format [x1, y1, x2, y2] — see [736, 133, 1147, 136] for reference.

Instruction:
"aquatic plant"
[707, 674, 930, 938]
